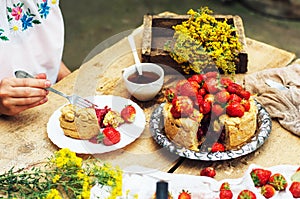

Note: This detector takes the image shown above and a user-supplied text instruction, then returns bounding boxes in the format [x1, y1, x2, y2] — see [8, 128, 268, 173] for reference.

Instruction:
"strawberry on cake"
[163, 71, 258, 152]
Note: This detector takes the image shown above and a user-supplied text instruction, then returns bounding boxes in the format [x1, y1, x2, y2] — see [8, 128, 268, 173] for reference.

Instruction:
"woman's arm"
[56, 61, 71, 82]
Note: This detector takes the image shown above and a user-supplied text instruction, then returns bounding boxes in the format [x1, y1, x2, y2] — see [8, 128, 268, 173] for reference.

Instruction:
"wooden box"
[141, 13, 248, 74]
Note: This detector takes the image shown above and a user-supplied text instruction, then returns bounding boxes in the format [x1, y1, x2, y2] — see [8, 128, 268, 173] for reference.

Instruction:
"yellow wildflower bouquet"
[0, 148, 123, 199]
[164, 7, 242, 74]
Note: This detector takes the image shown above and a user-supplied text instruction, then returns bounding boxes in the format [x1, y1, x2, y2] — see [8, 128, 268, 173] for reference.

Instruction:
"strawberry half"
[101, 127, 121, 146]
[121, 105, 136, 123]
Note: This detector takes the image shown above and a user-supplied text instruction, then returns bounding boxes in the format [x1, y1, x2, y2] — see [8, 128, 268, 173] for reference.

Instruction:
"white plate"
[47, 95, 146, 154]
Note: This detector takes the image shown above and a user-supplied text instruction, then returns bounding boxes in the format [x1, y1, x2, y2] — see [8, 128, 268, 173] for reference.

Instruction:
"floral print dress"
[0, 0, 64, 83]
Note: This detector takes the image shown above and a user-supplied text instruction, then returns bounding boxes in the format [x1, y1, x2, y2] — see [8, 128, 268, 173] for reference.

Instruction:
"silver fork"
[15, 70, 98, 109]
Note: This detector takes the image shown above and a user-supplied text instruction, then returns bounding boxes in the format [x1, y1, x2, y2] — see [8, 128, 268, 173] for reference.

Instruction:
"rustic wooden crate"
[141, 13, 248, 74]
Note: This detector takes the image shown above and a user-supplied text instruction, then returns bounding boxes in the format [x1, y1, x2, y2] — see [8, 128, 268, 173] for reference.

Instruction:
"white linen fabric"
[0, 0, 64, 84]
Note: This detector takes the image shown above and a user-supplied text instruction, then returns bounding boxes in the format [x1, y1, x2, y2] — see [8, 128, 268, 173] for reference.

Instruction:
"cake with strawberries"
[163, 71, 258, 152]
[59, 104, 100, 140]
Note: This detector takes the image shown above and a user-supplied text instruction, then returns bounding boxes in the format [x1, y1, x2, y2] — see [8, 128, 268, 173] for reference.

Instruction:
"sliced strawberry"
[226, 101, 245, 118]
[200, 167, 216, 178]
[268, 173, 288, 191]
[250, 168, 272, 187]
[101, 127, 121, 146]
[261, 184, 276, 198]
[121, 105, 136, 123]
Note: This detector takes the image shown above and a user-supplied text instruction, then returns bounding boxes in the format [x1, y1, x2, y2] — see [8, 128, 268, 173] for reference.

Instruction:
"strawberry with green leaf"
[178, 189, 191, 199]
[237, 190, 256, 199]
[261, 184, 276, 198]
[268, 173, 288, 191]
[250, 168, 272, 187]
[219, 182, 233, 199]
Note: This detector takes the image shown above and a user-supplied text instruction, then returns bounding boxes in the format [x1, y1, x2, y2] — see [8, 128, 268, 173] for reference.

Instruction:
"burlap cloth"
[244, 64, 300, 136]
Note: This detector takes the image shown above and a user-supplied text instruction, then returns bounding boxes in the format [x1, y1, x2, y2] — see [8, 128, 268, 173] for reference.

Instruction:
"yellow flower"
[44, 189, 62, 199]
[52, 174, 60, 183]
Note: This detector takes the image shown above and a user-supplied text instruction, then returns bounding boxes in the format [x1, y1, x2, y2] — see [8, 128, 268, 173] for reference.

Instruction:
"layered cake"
[163, 72, 258, 151]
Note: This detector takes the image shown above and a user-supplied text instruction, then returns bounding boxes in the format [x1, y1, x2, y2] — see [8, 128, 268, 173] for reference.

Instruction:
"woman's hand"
[0, 73, 51, 116]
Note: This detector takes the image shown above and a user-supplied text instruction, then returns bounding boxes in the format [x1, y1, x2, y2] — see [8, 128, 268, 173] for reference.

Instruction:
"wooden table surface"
[1, 27, 299, 182]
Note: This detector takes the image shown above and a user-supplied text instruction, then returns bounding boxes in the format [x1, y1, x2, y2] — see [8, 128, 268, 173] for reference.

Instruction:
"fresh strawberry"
[241, 99, 251, 112]
[121, 105, 136, 123]
[237, 190, 256, 199]
[200, 167, 216, 178]
[211, 142, 225, 152]
[101, 127, 121, 146]
[180, 80, 199, 97]
[203, 71, 218, 79]
[194, 94, 204, 107]
[204, 93, 215, 104]
[227, 82, 243, 94]
[220, 182, 231, 191]
[215, 90, 230, 104]
[188, 74, 204, 83]
[200, 101, 211, 114]
[289, 182, 300, 198]
[228, 94, 242, 103]
[261, 184, 276, 198]
[164, 87, 176, 102]
[212, 104, 225, 117]
[268, 173, 288, 191]
[220, 189, 233, 199]
[170, 96, 194, 118]
[250, 168, 272, 187]
[178, 189, 191, 199]
[238, 89, 251, 100]
[203, 78, 219, 93]
[297, 167, 300, 172]
[220, 77, 233, 87]
[226, 101, 245, 118]
[198, 88, 207, 96]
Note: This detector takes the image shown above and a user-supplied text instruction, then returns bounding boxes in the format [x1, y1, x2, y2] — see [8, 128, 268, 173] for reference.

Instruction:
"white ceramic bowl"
[122, 63, 164, 101]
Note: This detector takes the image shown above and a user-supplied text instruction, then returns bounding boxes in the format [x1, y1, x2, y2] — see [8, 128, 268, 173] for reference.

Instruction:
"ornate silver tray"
[149, 100, 272, 161]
